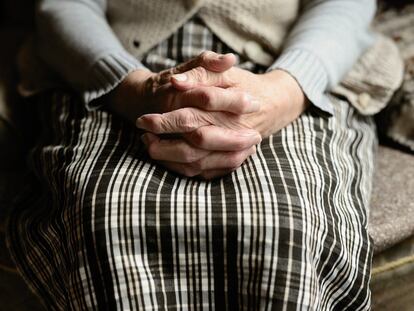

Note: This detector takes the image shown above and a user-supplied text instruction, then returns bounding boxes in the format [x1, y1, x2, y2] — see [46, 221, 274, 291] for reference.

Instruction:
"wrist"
[263, 70, 306, 105]
[107, 69, 155, 122]
[252, 69, 309, 137]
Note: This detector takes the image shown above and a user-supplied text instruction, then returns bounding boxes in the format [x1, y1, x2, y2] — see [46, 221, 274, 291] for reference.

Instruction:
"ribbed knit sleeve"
[83, 52, 145, 109]
[36, 0, 145, 110]
[269, 0, 377, 115]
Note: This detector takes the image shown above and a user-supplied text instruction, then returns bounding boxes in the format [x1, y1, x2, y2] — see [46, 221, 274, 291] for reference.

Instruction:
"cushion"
[375, 4, 414, 152]
[369, 145, 414, 253]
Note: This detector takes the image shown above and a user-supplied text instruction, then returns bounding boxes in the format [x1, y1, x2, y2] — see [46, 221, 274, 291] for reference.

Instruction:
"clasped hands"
[108, 51, 307, 179]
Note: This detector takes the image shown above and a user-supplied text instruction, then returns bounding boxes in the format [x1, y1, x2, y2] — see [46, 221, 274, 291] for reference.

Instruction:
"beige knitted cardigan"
[107, 0, 403, 114]
[109, 0, 300, 66]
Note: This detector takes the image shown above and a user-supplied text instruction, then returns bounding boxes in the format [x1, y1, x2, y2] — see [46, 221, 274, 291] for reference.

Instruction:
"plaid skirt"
[6, 18, 377, 310]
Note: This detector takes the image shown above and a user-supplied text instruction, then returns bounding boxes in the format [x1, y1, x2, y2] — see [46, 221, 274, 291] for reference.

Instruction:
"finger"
[158, 51, 236, 84]
[190, 146, 256, 171]
[171, 67, 233, 91]
[174, 51, 236, 74]
[137, 109, 263, 147]
[136, 108, 211, 134]
[156, 145, 256, 179]
[141, 133, 210, 163]
[174, 87, 260, 114]
[183, 125, 261, 151]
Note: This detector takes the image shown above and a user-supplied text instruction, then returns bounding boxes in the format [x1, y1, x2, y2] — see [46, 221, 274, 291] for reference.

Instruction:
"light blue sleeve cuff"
[268, 48, 334, 115]
[83, 51, 146, 111]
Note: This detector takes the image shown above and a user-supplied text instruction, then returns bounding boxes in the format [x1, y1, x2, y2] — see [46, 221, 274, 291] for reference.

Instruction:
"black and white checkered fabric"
[7, 18, 377, 310]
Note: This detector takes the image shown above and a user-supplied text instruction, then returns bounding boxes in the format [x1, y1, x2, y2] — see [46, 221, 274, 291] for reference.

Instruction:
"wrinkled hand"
[136, 54, 308, 179]
[107, 52, 259, 122]
[152, 64, 307, 137]
[106, 51, 263, 179]
[141, 131, 259, 179]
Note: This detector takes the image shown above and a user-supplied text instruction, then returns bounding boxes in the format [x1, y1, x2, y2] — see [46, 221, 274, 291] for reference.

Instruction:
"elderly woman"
[6, 0, 402, 310]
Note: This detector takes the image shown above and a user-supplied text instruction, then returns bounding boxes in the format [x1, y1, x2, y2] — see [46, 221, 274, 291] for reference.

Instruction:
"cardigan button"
[358, 93, 371, 108]
[242, 41, 273, 66]
[133, 40, 141, 48]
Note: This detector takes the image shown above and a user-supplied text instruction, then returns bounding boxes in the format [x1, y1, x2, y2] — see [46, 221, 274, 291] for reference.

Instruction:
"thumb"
[170, 67, 231, 91]
[157, 51, 236, 85]
[200, 52, 237, 73]
[174, 51, 236, 74]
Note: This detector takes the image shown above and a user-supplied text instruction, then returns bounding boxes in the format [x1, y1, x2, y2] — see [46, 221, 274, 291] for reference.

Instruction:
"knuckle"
[143, 76, 158, 96]
[156, 118, 172, 134]
[176, 111, 197, 132]
[237, 93, 251, 113]
[191, 66, 208, 82]
[199, 51, 213, 63]
[158, 112, 191, 133]
[235, 103, 248, 114]
[181, 147, 199, 163]
[157, 69, 174, 85]
[145, 116, 162, 133]
[222, 70, 236, 86]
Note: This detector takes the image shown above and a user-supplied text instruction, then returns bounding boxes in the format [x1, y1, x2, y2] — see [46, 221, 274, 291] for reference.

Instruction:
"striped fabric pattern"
[6, 18, 377, 310]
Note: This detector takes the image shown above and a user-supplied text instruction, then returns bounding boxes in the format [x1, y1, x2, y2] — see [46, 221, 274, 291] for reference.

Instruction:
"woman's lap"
[7, 91, 376, 310]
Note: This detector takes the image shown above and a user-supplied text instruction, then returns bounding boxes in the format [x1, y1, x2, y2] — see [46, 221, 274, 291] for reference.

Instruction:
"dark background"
[1, 0, 34, 28]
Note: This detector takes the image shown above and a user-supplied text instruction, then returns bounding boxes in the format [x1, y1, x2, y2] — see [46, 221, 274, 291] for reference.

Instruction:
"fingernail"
[219, 53, 234, 59]
[172, 74, 187, 82]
